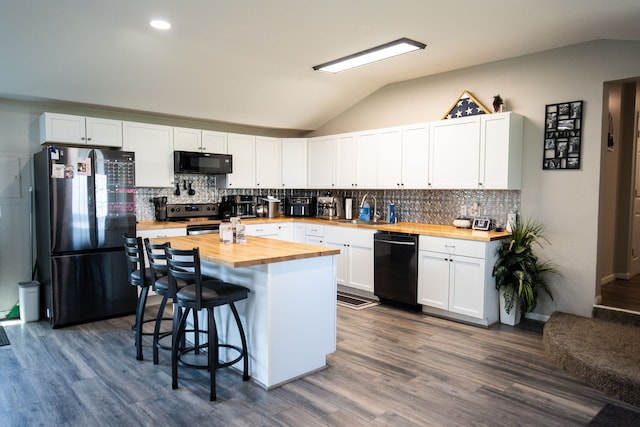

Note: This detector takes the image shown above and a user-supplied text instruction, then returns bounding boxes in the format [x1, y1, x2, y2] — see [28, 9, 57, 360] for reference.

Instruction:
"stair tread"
[543, 311, 640, 407]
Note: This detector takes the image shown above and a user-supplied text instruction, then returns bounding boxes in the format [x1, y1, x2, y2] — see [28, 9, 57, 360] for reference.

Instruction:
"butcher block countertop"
[139, 217, 510, 242]
[149, 234, 340, 268]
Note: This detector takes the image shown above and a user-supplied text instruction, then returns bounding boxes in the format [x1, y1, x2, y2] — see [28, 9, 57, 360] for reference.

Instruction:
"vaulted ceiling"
[1, 1, 639, 131]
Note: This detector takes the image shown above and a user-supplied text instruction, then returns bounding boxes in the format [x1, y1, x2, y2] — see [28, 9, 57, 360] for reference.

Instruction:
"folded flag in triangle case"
[442, 90, 490, 119]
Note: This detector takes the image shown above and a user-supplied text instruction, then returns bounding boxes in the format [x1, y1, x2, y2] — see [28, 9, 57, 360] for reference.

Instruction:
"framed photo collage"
[543, 100, 583, 170]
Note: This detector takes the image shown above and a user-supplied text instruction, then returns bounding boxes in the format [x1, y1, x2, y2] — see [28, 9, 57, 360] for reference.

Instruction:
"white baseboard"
[600, 274, 616, 285]
[524, 312, 549, 322]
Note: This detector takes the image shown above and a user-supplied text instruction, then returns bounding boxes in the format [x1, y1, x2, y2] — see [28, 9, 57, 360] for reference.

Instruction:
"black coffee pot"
[151, 196, 168, 221]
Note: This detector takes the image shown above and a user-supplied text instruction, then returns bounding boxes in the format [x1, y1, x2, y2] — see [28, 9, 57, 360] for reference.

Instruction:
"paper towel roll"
[345, 198, 352, 219]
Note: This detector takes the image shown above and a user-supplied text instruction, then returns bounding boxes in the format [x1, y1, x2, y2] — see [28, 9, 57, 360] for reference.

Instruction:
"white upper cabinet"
[173, 127, 202, 152]
[174, 127, 228, 153]
[225, 133, 255, 188]
[122, 121, 173, 187]
[334, 133, 358, 189]
[281, 138, 307, 189]
[40, 113, 122, 147]
[429, 113, 523, 190]
[334, 131, 378, 189]
[480, 112, 523, 189]
[377, 127, 403, 188]
[377, 124, 429, 189]
[429, 116, 481, 189]
[307, 135, 336, 189]
[255, 136, 282, 188]
[356, 130, 378, 189]
[400, 123, 430, 189]
[201, 130, 228, 153]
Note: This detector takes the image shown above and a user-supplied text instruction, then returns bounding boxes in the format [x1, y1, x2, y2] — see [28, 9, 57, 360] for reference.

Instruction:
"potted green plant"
[492, 95, 504, 113]
[492, 218, 558, 325]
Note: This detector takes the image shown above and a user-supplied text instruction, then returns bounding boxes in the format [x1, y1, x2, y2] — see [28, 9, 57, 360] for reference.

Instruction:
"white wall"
[0, 100, 41, 311]
[312, 40, 640, 318]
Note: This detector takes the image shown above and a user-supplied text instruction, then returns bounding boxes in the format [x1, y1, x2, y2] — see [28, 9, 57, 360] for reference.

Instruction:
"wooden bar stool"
[165, 246, 250, 401]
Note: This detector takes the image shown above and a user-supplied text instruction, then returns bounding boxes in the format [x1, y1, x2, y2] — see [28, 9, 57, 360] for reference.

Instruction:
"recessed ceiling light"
[313, 38, 426, 73]
[150, 19, 171, 30]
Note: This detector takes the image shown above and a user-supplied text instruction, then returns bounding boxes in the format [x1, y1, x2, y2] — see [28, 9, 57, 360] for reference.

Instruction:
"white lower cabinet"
[245, 223, 279, 239]
[304, 224, 324, 246]
[324, 226, 374, 292]
[277, 222, 305, 242]
[418, 236, 500, 326]
[245, 222, 304, 242]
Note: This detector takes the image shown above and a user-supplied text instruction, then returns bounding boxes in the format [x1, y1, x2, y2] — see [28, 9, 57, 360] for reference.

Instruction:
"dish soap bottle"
[359, 200, 370, 222]
[388, 203, 395, 224]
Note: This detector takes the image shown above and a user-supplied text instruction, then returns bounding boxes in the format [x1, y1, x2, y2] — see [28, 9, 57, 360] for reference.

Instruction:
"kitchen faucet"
[360, 193, 380, 223]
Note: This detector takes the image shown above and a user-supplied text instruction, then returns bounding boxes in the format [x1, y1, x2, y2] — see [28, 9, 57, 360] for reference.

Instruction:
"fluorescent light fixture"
[150, 19, 171, 30]
[313, 38, 426, 73]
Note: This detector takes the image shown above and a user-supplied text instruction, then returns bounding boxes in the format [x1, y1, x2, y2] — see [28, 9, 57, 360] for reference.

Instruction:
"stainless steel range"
[166, 203, 221, 235]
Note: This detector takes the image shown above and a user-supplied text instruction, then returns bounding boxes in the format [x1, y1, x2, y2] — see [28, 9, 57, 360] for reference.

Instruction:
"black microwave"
[174, 151, 233, 174]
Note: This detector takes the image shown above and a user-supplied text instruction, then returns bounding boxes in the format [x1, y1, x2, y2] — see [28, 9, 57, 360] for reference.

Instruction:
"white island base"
[191, 255, 337, 389]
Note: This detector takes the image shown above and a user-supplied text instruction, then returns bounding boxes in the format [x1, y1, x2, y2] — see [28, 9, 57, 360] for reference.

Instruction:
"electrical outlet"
[469, 202, 479, 217]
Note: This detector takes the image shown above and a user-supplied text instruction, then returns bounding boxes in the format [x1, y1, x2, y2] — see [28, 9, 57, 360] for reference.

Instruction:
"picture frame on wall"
[543, 100, 583, 170]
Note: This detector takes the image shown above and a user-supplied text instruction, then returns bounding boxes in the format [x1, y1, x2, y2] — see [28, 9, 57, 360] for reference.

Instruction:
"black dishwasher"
[373, 232, 421, 311]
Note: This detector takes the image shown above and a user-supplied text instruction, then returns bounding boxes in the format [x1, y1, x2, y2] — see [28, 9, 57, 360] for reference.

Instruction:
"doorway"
[598, 78, 640, 313]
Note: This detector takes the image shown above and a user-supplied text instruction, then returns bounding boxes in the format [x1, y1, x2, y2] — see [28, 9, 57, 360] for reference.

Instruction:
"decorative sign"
[543, 100, 583, 170]
[442, 90, 490, 119]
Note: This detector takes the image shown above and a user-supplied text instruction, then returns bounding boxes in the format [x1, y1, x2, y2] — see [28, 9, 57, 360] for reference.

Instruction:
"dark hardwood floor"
[601, 275, 640, 312]
[0, 304, 634, 426]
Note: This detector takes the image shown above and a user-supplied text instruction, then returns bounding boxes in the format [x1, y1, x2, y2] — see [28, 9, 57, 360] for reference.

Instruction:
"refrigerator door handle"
[88, 150, 98, 248]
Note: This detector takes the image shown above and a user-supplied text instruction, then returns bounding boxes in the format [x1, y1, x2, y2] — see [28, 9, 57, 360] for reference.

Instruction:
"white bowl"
[453, 218, 471, 228]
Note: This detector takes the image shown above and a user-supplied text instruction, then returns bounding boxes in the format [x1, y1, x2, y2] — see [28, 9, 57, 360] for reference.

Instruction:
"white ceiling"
[1, 1, 639, 131]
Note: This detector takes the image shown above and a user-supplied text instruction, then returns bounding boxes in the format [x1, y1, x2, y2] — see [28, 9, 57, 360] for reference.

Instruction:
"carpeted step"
[592, 305, 640, 327]
[543, 311, 640, 407]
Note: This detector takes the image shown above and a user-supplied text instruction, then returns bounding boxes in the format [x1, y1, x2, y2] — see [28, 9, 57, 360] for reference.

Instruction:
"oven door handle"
[375, 239, 415, 246]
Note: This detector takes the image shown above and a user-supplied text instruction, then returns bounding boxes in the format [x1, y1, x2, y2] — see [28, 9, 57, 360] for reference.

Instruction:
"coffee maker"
[151, 196, 168, 221]
[220, 195, 256, 218]
[316, 196, 343, 219]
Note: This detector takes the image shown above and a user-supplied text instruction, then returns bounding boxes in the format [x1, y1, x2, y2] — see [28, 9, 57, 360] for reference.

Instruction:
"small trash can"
[18, 281, 40, 322]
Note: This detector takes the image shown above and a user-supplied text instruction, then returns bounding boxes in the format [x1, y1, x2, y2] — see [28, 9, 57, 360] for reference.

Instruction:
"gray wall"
[311, 39, 640, 318]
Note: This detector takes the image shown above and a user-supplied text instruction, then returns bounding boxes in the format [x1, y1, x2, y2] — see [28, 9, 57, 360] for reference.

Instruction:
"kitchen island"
[150, 234, 339, 389]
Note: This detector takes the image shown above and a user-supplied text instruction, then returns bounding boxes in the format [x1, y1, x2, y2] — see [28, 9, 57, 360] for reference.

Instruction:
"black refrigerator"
[34, 146, 137, 328]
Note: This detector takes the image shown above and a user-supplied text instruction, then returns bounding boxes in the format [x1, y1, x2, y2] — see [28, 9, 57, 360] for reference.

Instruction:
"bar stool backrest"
[144, 238, 170, 282]
[123, 234, 146, 286]
[165, 247, 203, 309]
